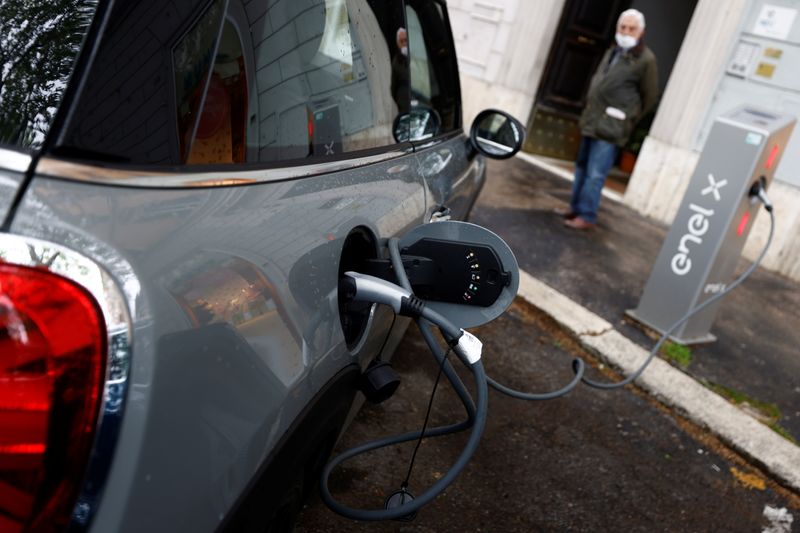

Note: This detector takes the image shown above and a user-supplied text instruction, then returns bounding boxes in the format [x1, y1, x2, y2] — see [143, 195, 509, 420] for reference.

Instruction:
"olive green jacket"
[579, 44, 659, 146]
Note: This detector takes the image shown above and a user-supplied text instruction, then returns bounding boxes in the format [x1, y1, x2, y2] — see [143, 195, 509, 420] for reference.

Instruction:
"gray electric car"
[0, 0, 523, 531]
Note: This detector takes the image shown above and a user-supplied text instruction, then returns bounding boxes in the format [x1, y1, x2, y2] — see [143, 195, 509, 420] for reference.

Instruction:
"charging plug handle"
[749, 176, 773, 212]
[342, 272, 410, 314]
[342, 272, 467, 349]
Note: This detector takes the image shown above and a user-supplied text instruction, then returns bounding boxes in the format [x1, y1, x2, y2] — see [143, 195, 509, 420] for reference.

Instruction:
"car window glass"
[405, 1, 461, 140]
[58, 0, 407, 167]
[172, 0, 227, 163]
[183, 19, 250, 164]
[406, 9, 433, 104]
[0, 0, 98, 152]
[250, 0, 402, 164]
[60, 0, 226, 164]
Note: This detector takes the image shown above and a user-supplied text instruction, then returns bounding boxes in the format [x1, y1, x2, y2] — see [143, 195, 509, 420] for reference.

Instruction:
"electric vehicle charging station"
[319, 106, 785, 522]
[323, 177, 779, 521]
[627, 105, 795, 344]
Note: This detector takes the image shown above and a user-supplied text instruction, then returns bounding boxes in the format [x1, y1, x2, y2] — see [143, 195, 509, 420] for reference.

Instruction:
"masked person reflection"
[558, 9, 658, 230]
[391, 27, 410, 114]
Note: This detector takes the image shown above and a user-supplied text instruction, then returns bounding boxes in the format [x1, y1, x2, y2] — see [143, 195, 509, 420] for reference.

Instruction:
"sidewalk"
[471, 155, 800, 489]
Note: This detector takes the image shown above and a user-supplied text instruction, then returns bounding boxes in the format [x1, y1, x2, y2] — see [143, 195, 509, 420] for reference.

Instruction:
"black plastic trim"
[217, 364, 361, 532]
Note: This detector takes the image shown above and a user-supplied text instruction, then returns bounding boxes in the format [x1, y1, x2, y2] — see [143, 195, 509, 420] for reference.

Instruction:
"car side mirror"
[469, 109, 525, 159]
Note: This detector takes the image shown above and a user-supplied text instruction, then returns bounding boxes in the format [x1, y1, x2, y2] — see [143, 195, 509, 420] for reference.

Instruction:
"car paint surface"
[0, 0, 491, 529]
[7, 135, 482, 530]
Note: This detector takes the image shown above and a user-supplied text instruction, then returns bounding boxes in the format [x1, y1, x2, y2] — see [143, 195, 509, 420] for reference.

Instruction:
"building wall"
[451, 0, 800, 281]
[448, 0, 566, 127]
[626, 0, 800, 281]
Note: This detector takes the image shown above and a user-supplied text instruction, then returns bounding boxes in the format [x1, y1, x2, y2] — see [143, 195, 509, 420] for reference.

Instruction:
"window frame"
[33, 144, 414, 188]
[404, 0, 464, 147]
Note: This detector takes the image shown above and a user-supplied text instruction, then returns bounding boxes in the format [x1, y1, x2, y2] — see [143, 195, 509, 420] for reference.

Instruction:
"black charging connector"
[358, 240, 511, 309]
[749, 176, 773, 212]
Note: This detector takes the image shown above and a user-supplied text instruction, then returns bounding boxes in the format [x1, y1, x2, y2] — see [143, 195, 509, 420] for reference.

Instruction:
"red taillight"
[0, 263, 106, 533]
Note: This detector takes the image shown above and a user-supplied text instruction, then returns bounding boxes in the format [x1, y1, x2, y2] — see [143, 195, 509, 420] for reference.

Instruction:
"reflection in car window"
[251, 0, 401, 163]
[0, 0, 97, 151]
[58, 0, 407, 166]
[182, 20, 250, 164]
[172, 0, 227, 163]
[405, 1, 461, 140]
[406, 11, 433, 104]
[61, 0, 224, 164]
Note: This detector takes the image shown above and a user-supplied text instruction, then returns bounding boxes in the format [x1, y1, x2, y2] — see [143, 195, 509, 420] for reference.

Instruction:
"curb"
[516, 269, 800, 493]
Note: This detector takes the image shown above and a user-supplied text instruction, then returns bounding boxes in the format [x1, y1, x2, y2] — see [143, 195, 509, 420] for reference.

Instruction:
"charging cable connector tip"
[750, 177, 774, 212]
[455, 329, 482, 364]
[757, 187, 774, 212]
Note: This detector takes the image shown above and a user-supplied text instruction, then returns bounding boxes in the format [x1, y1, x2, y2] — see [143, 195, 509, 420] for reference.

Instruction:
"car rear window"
[57, 0, 408, 167]
[0, 0, 98, 152]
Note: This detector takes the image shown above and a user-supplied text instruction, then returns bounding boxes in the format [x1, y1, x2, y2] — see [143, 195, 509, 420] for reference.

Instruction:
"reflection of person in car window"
[391, 27, 410, 114]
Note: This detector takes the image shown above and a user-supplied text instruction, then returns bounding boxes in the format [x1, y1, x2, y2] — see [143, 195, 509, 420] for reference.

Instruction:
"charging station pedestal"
[627, 106, 795, 344]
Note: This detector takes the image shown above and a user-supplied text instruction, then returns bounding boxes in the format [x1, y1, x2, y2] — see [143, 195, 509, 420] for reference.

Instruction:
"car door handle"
[429, 205, 451, 222]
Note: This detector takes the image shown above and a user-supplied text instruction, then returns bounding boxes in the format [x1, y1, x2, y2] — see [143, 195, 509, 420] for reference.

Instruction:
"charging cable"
[322, 190, 775, 521]
[320, 270, 489, 521]
[750, 176, 773, 213]
[580, 188, 775, 390]
[386, 238, 588, 401]
[385, 187, 774, 405]
[482, 191, 776, 397]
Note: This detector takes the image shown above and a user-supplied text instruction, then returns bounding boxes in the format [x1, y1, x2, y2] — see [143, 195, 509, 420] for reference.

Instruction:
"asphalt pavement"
[295, 155, 800, 531]
[471, 156, 800, 444]
[295, 301, 798, 531]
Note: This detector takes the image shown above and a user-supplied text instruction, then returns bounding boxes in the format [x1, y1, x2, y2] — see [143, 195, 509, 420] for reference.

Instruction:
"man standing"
[561, 9, 658, 229]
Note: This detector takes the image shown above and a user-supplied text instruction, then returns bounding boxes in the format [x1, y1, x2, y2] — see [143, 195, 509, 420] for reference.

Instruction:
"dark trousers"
[570, 136, 619, 223]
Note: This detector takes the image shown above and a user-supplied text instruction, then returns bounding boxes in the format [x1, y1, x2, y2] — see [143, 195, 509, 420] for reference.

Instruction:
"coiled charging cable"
[320, 263, 489, 521]
[321, 194, 775, 520]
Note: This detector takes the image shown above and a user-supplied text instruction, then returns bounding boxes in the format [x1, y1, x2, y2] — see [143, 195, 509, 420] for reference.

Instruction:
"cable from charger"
[580, 207, 775, 390]
[320, 253, 488, 521]
[389, 202, 775, 399]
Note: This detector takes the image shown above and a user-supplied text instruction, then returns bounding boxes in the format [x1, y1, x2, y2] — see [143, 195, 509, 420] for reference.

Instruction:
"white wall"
[448, 0, 800, 281]
[448, 0, 566, 127]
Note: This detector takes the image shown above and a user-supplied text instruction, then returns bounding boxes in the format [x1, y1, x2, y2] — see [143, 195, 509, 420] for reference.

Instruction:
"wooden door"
[538, 0, 630, 114]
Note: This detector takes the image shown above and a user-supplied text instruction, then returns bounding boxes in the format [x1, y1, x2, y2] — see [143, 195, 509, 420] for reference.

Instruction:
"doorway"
[524, 0, 697, 192]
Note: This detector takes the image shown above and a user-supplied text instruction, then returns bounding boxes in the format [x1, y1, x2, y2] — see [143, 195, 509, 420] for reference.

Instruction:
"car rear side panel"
[8, 156, 425, 532]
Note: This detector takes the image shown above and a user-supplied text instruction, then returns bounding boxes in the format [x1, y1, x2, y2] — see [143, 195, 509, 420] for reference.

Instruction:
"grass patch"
[768, 422, 798, 445]
[707, 382, 797, 445]
[660, 341, 692, 368]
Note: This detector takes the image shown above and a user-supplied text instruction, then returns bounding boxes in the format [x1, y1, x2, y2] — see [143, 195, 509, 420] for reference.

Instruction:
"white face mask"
[400, 45, 408, 57]
[615, 32, 638, 50]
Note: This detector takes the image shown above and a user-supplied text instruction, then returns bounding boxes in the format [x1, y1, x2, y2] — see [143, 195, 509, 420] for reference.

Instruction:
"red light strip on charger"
[765, 144, 780, 169]
[737, 211, 750, 236]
